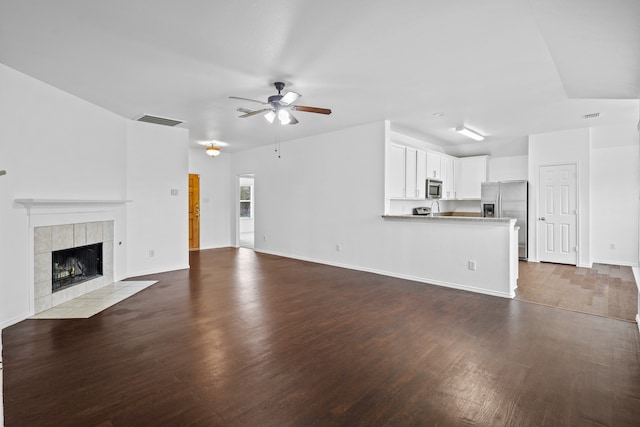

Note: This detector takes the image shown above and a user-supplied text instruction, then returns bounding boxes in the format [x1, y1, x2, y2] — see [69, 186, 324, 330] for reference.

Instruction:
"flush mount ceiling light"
[205, 144, 221, 157]
[455, 125, 485, 141]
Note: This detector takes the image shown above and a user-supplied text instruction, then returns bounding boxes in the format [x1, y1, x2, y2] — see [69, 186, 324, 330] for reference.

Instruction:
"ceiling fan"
[230, 82, 332, 125]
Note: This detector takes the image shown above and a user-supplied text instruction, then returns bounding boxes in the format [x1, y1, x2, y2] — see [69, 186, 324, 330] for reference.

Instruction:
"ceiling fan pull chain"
[274, 122, 281, 159]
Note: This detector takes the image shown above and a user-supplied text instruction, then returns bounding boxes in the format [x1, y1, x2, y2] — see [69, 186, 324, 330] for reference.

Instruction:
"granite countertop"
[382, 213, 515, 224]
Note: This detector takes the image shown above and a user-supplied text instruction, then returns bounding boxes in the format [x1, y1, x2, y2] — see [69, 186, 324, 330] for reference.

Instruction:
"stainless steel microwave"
[426, 179, 443, 199]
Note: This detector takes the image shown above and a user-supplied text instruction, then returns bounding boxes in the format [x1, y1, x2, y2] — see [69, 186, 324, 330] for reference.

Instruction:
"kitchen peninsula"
[381, 214, 519, 298]
[383, 124, 519, 299]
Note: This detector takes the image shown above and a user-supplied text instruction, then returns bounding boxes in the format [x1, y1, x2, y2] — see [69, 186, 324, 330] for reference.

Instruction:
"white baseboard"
[633, 267, 640, 334]
[125, 264, 190, 279]
[255, 249, 515, 299]
[592, 259, 639, 268]
[198, 244, 233, 251]
[0, 312, 31, 330]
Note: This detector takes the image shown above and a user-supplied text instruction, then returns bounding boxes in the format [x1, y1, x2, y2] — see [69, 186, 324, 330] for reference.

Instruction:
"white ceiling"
[1, 0, 638, 155]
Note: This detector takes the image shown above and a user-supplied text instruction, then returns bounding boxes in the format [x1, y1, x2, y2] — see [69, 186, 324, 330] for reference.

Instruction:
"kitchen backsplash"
[388, 199, 481, 215]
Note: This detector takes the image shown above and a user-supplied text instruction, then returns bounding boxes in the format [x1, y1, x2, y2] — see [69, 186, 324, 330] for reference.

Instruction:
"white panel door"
[537, 164, 577, 265]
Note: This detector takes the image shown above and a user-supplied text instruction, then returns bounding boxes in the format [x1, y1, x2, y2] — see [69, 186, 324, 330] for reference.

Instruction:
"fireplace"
[52, 243, 103, 292]
[34, 220, 114, 313]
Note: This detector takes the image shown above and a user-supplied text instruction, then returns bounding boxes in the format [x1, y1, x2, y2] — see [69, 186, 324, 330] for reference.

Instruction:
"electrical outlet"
[468, 260, 477, 271]
[336, 244, 342, 252]
[149, 249, 155, 257]
[263, 235, 267, 242]
[609, 243, 615, 250]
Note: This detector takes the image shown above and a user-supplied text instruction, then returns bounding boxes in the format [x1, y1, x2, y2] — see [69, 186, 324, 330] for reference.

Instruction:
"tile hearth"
[30, 280, 157, 319]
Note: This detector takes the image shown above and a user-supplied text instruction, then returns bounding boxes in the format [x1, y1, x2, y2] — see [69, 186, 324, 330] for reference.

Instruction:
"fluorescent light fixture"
[264, 111, 276, 123]
[455, 126, 484, 141]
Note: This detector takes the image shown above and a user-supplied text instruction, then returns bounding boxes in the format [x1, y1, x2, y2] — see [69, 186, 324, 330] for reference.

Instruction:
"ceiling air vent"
[582, 112, 601, 119]
[133, 114, 185, 127]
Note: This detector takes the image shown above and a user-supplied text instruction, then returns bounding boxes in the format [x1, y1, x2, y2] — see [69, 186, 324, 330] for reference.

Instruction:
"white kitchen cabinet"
[388, 143, 407, 199]
[441, 156, 457, 199]
[405, 147, 418, 198]
[416, 149, 427, 198]
[426, 152, 442, 179]
[388, 143, 427, 199]
[457, 155, 488, 199]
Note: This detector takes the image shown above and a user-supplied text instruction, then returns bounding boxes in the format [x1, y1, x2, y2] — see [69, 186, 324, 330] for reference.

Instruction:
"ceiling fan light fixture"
[278, 109, 291, 125]
[264, 110, 276, 123]
[280, 91, 301, 105]
[231, 82, 331, 126]
[205, 144, 221, 157]
[455, 125, 484, 141]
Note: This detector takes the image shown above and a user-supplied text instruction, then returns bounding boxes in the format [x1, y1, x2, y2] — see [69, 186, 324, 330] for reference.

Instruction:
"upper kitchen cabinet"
[456, 155, 488, 199]
[388, 143, 407, 199]
[426, 152, 442, 179]
[427, 152, 457, 199]
[388, 143, 427, 200]
[441, 156, 457, 200]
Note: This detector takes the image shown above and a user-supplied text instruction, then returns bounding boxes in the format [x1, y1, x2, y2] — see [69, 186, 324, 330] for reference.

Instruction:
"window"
[240, 185, 252, 218]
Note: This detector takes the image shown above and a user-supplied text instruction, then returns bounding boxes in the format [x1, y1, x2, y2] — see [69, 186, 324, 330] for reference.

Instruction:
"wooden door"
[537, 164, 577, 265]
[189, 174, 200, 250]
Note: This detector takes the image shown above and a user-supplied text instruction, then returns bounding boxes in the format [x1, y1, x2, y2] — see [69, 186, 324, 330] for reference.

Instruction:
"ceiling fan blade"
[287, 113, 299, 125]
[238, 108, 272, 118]
[292, 105, 332, 115]
[280, 91, 301, 105]
[229, 96, 267, 105]
[236, 107, 255, 114]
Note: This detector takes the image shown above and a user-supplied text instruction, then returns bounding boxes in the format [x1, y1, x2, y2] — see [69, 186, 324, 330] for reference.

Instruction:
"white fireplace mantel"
[15, 199, 131, 214]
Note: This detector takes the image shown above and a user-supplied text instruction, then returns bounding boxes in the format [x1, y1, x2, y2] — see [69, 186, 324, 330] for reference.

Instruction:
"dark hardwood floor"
[516, 261, 638, 321]
[3, 248, 640, 426]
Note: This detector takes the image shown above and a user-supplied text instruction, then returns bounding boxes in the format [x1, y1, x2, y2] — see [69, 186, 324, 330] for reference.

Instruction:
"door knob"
[538, 217, 546, 221]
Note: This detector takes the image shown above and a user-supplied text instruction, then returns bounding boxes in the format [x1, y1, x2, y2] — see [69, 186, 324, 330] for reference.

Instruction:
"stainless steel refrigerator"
[481, 180, 528, 260]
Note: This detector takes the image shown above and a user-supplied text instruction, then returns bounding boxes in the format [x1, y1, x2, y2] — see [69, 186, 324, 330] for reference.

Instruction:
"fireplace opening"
[52, 243, 103, 293]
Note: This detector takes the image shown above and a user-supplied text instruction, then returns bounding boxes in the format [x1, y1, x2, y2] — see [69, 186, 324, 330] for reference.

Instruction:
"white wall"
[489, 155, 528, 181]
[590, 124, 639, 265]
[0, 63, 127, 327]
[126, 121, 190, 276]
[528, 123, 640, 268]
[0, 64, 191, 328]
[230, 121, 515, 297]
[528, 128, 591, 266]
[188, 148, 232, 249]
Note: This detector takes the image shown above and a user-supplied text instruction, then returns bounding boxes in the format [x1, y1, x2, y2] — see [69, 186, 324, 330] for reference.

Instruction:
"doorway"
[189, 173, 200, 250]
[238, 174, 255, 249]
[537, 164, 577, 265]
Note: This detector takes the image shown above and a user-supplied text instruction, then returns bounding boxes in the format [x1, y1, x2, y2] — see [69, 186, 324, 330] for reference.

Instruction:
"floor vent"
[582, 112, 601, 119]
[133, 114, 185, 127]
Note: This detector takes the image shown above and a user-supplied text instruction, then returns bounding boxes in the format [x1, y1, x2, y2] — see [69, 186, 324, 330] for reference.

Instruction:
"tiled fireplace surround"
[34, 221, 114, 313]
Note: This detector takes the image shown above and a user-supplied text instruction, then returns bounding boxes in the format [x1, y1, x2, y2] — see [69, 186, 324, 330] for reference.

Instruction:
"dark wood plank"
[3, 248, 640, 426]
